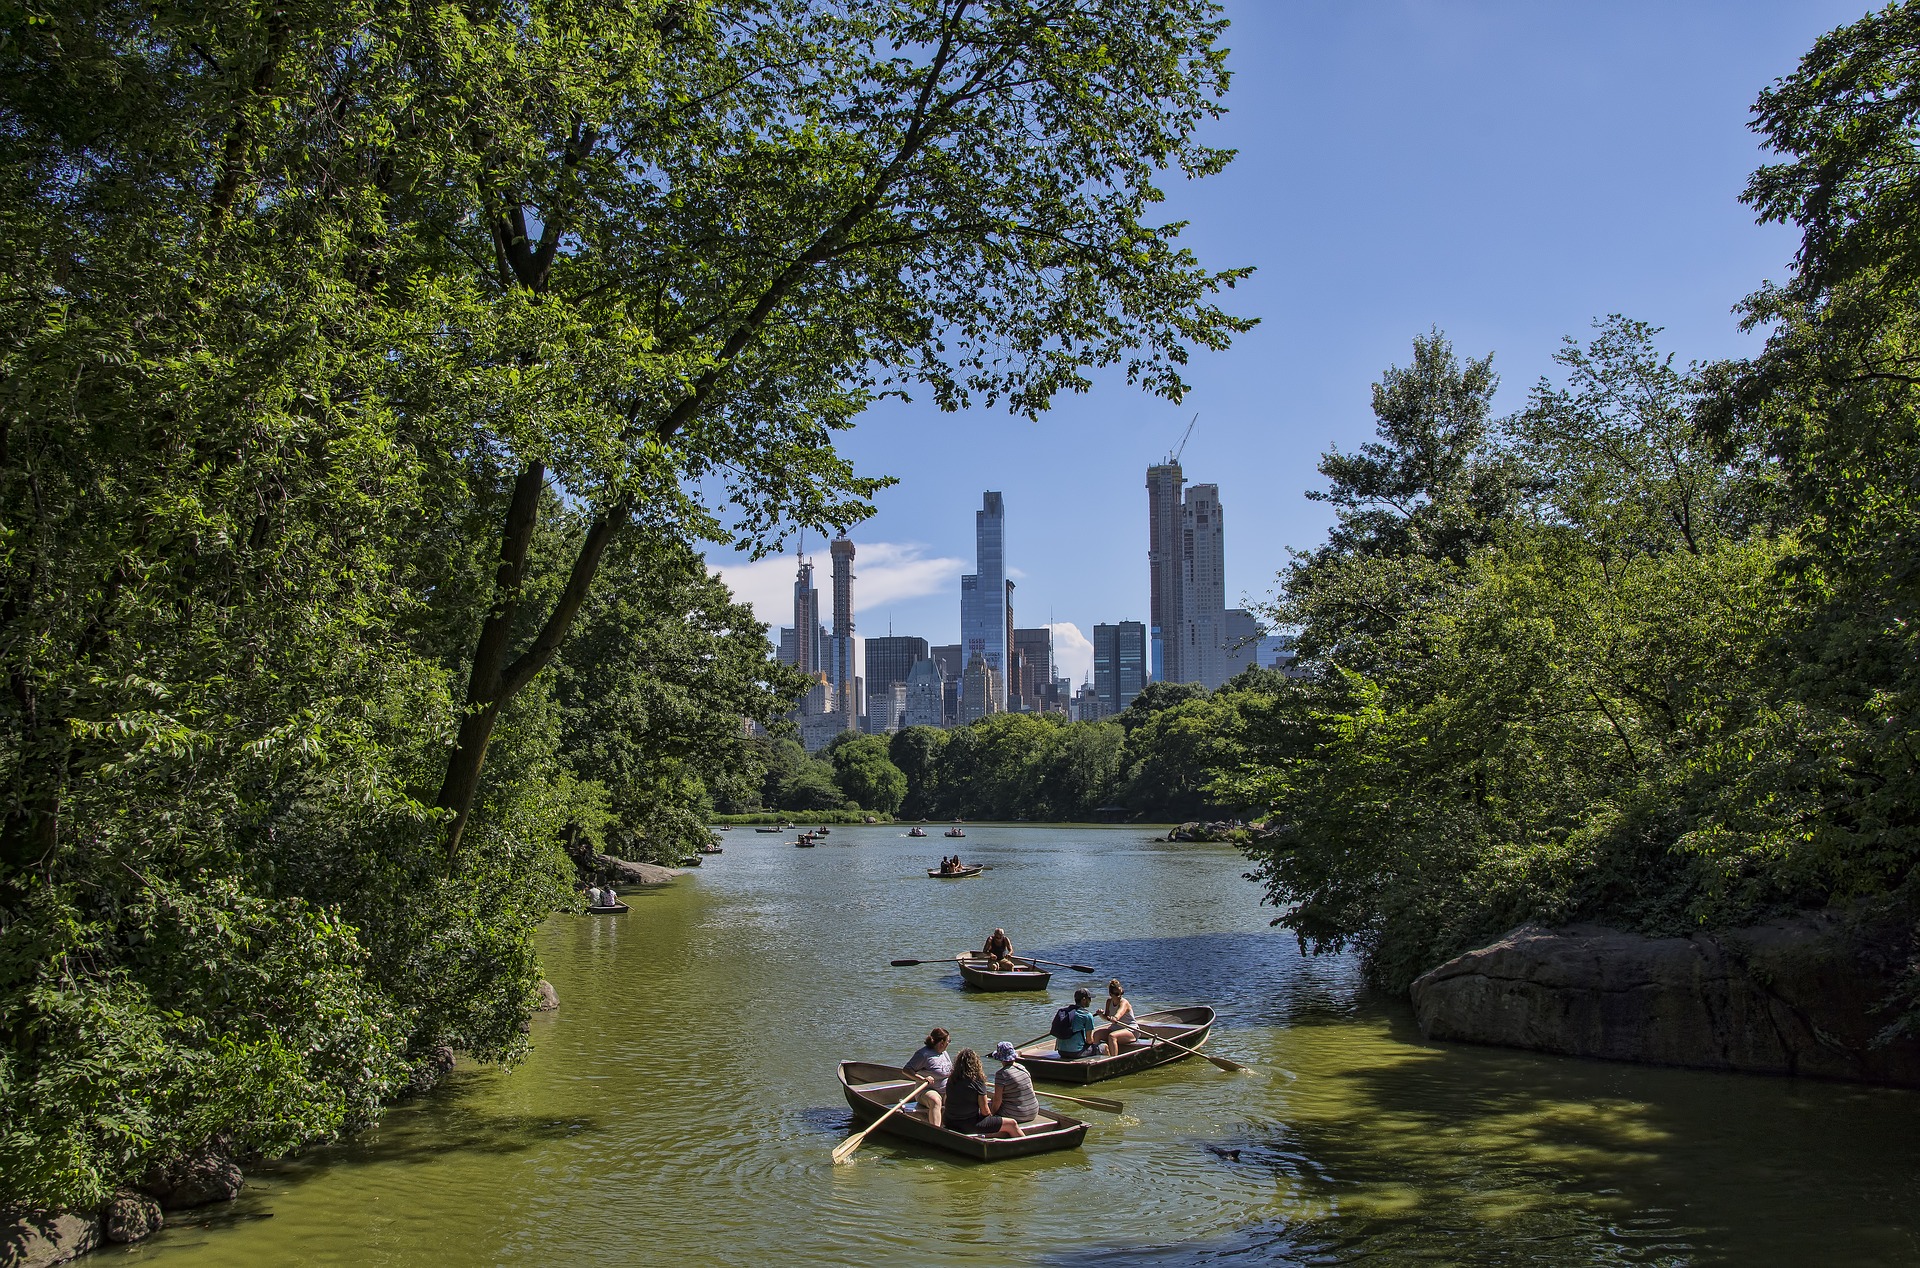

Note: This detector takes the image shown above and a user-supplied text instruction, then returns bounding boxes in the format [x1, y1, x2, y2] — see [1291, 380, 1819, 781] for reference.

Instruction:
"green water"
[129, 826, 1920, 1266]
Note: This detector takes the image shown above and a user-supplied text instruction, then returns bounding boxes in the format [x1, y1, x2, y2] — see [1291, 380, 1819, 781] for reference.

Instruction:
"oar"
[831, 1077, 929, 1164]
[1018, 956, 1097, 973]
[1035, 1088, 1124, 1113]
[1131, 1017, 1250, 1073]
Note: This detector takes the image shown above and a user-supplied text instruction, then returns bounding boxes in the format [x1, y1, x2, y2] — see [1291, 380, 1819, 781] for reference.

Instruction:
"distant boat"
[908, 827, 928, 837]
[755, 826, 783, 833]
[928, 864, 983, 879]
[586, 902, 629, 915]
[944, 827, 965, 838]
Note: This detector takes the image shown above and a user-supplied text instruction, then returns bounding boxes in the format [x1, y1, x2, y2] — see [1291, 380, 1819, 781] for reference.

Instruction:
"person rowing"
[945, 1047, 1024, 1138]
[1092, 978, 1137, 1054]
[982, 928, 1015, 971]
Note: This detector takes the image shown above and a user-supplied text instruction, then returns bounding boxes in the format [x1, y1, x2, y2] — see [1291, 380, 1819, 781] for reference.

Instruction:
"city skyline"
[709, 2, 1852, 685]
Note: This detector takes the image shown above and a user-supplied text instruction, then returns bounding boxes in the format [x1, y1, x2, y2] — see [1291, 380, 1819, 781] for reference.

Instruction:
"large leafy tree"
[0, 0, 1253, 1210]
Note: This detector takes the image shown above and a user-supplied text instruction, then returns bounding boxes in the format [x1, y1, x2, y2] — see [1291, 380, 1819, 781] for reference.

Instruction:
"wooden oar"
[1018, 956, 1097, 973]
[1035, 1088, 1124, 1113]
[831, 1077, 929, 1164]
[1132, 1017, 1250, 1073]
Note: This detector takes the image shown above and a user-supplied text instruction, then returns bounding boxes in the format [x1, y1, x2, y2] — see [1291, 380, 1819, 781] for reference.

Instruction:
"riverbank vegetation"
[0, 0, 1249, 1213]
[1234, 6, 1920, 1005]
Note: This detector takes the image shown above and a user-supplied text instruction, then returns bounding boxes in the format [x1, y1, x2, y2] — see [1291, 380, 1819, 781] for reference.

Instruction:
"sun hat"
[992, 1041, 1020, 1064]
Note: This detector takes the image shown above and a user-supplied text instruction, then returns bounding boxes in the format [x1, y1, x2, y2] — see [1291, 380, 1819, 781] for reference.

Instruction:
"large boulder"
[0, 1212, 99, 1268]
[100, 1191, 163, 1245]
[535, 979, 560, 1011]
[592, 853, 678, 886]
[139, 1148, 242, 1210]
[1410, 914, 1920, 1085]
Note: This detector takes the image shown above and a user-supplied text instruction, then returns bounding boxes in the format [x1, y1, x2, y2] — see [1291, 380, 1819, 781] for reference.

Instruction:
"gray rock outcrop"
[1411, 914, 1920, 1085]
[535, 979, 560, 1011]
[100, 1191, 163, 1245]
[139, 1148, 242, 1210]
[0, 1212, 99, 1268]
[592, 853, 678, 886]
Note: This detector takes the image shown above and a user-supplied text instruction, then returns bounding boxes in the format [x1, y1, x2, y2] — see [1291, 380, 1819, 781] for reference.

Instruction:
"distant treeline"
[730, 675, 1291, 824]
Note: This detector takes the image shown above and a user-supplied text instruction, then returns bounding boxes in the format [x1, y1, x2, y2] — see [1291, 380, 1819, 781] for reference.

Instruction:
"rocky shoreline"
[5, 853, 682, 1266]
[1410, 910, 1920, 1086]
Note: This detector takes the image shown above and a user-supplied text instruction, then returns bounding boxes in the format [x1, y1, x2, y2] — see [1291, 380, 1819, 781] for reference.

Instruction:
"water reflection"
[129, 825, 1920, 1268]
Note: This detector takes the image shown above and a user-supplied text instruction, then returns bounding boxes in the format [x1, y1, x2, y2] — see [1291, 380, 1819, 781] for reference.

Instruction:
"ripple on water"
[128, 826, 1920, 1268]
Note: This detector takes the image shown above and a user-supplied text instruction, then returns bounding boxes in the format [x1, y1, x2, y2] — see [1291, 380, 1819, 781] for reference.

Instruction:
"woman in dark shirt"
[946, 1047, 1026, 1137]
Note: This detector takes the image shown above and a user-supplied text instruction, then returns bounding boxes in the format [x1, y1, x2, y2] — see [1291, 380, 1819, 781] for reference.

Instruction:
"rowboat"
[1015, 1006, 1216, 1083]
[698, 845, 723, 854]
[927, 864, 983, 879]
[796, 839, 817, 848]
[955, 953, 1051, 991]
[944, 827, 966, 838]
[908, 827, 928, 837]
[754, 826, 783, 833]
[585, 902, 630, 915]
[837, 1062, 1088, 1161]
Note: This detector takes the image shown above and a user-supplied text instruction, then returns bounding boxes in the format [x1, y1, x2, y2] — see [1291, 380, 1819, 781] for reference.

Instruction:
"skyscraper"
[1093, 621, 1147, 717]
[903, 658, 946, 729]
[959, 492, 1009, 712]
[1180, 483, 1227, 689]
[865, 635, 929, 720]
[789, 559, 823, 676]
[1146, 462, 1184, 684]
[827, 538, 859, 722]
[1012, 626, 1054, 712]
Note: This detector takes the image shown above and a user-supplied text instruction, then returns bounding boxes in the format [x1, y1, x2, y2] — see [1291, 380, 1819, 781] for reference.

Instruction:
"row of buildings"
[774, 463, 1294, 750]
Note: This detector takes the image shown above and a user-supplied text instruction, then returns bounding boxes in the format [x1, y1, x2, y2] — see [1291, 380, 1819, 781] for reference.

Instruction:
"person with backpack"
[1050, 988, 1099, 1059]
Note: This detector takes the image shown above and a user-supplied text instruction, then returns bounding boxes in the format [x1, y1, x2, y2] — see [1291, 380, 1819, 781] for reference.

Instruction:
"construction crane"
[1166, 412, 1198, 466]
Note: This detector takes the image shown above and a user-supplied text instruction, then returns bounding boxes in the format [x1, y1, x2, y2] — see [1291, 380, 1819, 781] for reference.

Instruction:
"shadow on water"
[1044, 987, 1920, 1268]
[255, 1072, 603, 1180]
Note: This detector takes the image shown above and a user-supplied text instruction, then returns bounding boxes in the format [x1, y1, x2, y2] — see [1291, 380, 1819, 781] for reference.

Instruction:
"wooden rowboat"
[585, 902, 630, 915]
[944, 827, 966, 837]
[795, 839, 817, 848]
[955, 953, 1051, 992]
[927, 864, 983, 879]
[837, 1061, 1087, 1161]
[1015, 1006, 1216, 1083]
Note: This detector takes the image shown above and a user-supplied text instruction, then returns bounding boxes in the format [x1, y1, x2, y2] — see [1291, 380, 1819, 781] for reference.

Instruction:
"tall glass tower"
[1146, 463, 1184, 684]
[965, 491, 1008, 711]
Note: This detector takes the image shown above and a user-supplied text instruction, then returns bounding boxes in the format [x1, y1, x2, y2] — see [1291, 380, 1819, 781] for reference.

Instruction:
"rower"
[983, 927, 1014, 971]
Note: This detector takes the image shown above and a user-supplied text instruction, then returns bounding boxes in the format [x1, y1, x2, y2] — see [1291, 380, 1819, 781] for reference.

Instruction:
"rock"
[1410, 914, 1920, 1086]
[140, 1148, 243, 1210]
[592, 853, 678, 886]
[535, 979, 560, 1011]
[100, 1190, 163, 1244]
[0, 1211, 100, 1267]
[407, 1044, 457, 1095]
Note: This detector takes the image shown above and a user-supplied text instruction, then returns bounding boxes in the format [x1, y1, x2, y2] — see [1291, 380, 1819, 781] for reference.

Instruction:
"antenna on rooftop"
[1166, 412, 1199, 466]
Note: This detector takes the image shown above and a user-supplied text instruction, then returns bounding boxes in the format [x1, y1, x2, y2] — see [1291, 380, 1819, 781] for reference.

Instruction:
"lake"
[130, 825, 1920, 1266]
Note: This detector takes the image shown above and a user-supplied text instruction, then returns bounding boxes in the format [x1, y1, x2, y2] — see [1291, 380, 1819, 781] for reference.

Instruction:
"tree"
[825, 734, 908, 815]
[890, 726, 951, 819]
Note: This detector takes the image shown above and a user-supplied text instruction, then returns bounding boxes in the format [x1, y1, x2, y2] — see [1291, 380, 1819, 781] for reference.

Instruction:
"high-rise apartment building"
[960, 654, 1004, 725]
[959, 492, 1009, 712]
[787, 559, 823, 676]
[1223, 608, 1263, 681]
[1093, 621, 1147, 717]
[1179, 483, 1227, 690]
[865, 635, 929, 721]
[827, 538, 859, 724]
[1011, 626, 1054, 712]
[1146, 462, 1185, 684]
[931, 643, 964, 726]
[904, 658, 946, 729]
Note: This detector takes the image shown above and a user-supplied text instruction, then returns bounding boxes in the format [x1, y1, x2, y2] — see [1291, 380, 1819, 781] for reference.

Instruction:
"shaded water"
[129, 826, 1920, 1266]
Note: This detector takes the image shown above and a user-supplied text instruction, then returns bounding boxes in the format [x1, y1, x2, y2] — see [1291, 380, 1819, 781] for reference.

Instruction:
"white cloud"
[1048, 621, 1094, 689]
[708, 541, 966, 634]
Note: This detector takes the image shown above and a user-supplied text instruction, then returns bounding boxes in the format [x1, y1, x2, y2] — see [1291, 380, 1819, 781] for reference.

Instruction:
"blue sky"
[712, 0, 1868, 688]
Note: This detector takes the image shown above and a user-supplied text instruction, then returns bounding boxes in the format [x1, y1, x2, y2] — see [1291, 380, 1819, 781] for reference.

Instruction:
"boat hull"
[585, 903, 630, 915]
[955, 955, 1052, 992]
[926, 866, 983, 879]
[837, 1062, 1087, 1161]
[1015, 1007, 1216, 1083]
